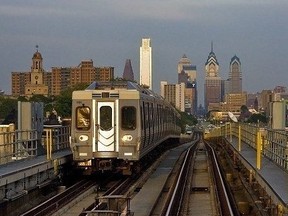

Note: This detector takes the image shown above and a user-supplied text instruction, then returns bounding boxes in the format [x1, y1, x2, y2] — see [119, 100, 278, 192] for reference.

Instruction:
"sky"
[1, 0, 288, 105]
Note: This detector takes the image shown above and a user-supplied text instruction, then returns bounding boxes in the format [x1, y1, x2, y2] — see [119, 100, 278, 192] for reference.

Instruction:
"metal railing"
[264, 129, 288, 170]
[0, 125, 38, 165]
[42, 125, 71, 160]
[205, 123, 288, 172]
[0, 124, 71, 165]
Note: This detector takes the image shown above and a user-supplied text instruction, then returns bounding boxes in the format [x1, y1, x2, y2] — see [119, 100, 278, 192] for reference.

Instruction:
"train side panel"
[138, 94, 181, 159]
[117, 90, 141, 162]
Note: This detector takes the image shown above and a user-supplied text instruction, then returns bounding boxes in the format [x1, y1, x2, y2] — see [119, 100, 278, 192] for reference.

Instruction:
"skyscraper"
[204, 43, 221, 111]
[160, 81, 185, 112]
[177, 54, 197, 115]
[177, 54, 191, 73]
[140, 38, 152, 89]
[228, 55, 242, 94]
[122, 59, 134, 81]
[177, 54, 197, 82]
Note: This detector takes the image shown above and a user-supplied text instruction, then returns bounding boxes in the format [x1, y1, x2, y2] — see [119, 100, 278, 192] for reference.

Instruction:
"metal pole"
[238, 125, 241, 152]
[256, 131, 262, 170]
[229, 123, 232, 142]
[46, 129, 49, 160]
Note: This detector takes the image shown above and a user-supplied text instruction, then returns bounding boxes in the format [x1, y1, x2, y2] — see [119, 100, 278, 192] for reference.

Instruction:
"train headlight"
[79, 135, 89, 142]
[122, 134, 133, 142]
[78, 160, 92, 166]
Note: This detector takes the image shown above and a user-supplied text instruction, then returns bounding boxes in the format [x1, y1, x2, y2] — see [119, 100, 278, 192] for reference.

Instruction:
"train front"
[70, 83, 141, 175]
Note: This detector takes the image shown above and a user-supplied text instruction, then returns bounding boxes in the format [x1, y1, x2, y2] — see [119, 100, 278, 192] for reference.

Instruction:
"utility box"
[269, 100, 288, 130]
[17, 101, 44, 140]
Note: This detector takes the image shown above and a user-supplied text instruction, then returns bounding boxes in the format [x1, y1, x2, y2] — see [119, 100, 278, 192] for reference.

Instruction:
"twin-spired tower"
[140, 38, 152, 89]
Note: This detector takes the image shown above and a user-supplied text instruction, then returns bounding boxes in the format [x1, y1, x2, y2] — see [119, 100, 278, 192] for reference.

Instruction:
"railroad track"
[150, 138, 239, 216]
[21, 135, 202, 216]
[20, 179, 97, 216]
[205, 141, 239, 216]
[21, 134, 264, 216]
[79, 177, 133, 215]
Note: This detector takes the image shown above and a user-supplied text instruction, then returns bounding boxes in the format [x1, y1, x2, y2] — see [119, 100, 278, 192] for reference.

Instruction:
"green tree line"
[0, 83, 89, 122]
[1, 82, 198, 132]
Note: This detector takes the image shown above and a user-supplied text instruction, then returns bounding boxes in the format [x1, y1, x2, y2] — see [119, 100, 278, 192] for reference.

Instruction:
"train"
[70, 81, 181, 175]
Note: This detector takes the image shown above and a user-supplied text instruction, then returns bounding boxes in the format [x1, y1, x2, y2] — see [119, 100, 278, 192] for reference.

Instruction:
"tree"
[17, 96, 28, 102]
[239, 105, 252, 122]
[247, 113, 268, 124]
[29, 94, 50, 103]
[240, 105, 249, 113]
[0, 97, 18, 122]
[179, 111, 198, 133]
[27, 95, 55, 115]
[54, 83, 89, 117]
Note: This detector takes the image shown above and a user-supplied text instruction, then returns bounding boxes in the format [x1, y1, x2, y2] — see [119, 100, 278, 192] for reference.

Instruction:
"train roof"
[85, 81, 163, 99]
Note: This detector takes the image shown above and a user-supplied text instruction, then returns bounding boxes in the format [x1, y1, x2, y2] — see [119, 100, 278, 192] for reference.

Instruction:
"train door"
[93, 101, 117, 152]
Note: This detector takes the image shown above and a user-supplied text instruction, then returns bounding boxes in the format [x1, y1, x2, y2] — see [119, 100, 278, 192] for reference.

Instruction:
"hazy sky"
[1, 0, 288, 105]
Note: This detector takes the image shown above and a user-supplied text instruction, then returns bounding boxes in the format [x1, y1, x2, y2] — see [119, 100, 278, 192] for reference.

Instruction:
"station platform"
[227, 136, 288, 210]
[129, 141, 194, 215]
[0, 149, 72, 201]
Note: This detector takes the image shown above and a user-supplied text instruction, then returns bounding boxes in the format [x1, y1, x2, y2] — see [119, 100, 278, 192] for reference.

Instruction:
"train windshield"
[76, 106, 91, 130]
[100, 106, 112, 130]
[122, 106, 136, 130]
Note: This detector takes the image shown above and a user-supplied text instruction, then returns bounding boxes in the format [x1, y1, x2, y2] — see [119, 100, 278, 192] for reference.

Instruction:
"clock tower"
[31, 47, 44, 85]
[25, 47, 49, 97]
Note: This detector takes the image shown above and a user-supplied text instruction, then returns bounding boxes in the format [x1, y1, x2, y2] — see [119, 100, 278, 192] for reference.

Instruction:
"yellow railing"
[0, 124, 71, 165]
[0, 124, 38, 165]
[205, 123, 288, 172]
[42, 125, 71, 160]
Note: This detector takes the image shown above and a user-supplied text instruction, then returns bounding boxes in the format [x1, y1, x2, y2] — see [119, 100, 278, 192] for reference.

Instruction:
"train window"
[100, 106, 112, 130]
[122, 106, 136, 130]
[76, 106, 91, 130]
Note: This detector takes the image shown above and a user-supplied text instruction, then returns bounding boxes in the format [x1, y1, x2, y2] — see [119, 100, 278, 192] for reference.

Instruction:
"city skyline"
[1, 0, 288, 105]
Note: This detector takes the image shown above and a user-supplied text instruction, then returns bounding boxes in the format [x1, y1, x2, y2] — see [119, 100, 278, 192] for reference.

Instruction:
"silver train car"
[70, 81, 181, 175]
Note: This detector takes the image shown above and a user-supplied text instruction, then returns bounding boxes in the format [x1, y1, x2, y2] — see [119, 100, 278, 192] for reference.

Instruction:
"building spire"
[36, 44, 39, 52]
[122, 59, 134, 81]
[211, 41, 213, 53]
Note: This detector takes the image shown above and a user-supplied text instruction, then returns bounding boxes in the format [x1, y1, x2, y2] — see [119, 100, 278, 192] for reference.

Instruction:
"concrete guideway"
[227, 136, 288, 214]
[0, 149, 72, 201]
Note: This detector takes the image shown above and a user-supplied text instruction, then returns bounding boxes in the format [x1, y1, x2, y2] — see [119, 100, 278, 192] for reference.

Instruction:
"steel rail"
[165, 143, 196, 216]
[80, 177, 132, 215]
[20, 179, 96, 216]
[206, 142, 236, 216]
